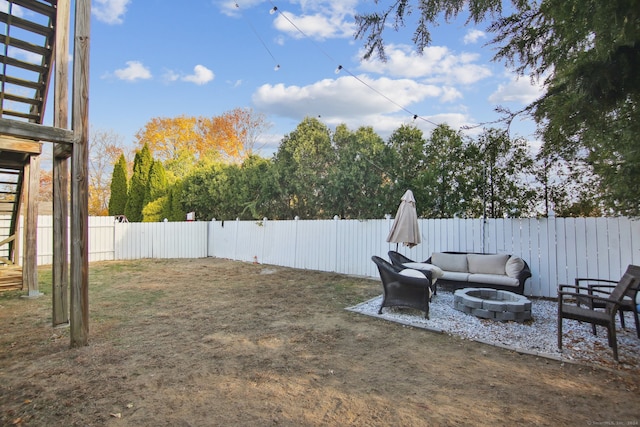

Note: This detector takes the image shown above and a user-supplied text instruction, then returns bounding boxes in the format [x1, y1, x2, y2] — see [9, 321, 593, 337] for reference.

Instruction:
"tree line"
[107, 116, 601, 222]
[355, 0, 639, 217]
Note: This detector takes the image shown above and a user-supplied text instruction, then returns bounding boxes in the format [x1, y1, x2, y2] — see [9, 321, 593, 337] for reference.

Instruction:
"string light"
[235, 2, 280, 71]
[267, 1, 439, 127]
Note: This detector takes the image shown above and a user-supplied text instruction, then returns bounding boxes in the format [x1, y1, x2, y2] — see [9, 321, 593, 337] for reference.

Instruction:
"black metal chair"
[387, 250, 438, 297]
[371, 255, 432, 319]
[558, 264, 640, 361]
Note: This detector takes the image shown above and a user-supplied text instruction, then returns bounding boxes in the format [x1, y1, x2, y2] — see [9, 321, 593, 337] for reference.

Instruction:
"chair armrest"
[558, 283, 592, 293]
[558, 286, 618, 306]
[587, 284, 616, 296]
[575, 278, 617, 286]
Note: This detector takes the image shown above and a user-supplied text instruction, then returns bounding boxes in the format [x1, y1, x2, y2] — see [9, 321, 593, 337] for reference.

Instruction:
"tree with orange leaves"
[135, 109, 270, 175]
[134, 115, 205, 167]
[197, 107, 270, 163]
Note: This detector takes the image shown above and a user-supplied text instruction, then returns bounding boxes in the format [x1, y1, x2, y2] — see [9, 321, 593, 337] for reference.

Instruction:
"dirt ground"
[1, 258, 639, 426]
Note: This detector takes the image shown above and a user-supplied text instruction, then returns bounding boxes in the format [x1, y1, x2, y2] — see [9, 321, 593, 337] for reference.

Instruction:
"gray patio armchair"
[371, 255, 432, 319]
[557, 264, 640, 362]
[387, 250, 438, 298]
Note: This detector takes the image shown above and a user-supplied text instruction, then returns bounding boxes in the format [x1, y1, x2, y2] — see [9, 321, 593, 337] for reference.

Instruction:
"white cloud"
[488, 75, 546, 105]
[220, 1, 355, 42]
[250, 74, 464, 140]
[273, 11, 354, 39]
[359, 44, 492, 85]
[182, 65, 215, 85]
[113, 61, 152, 81]
[463, 29, 486, 45]
[0, 0, 24, 16]
[161, 65, 215, 85]
[253, 75, 441, 119]
[8, 46, 41, 64]
[440, 86, 463, 102]
[162, 70, 180, 83]
[93, 0, 130, 24]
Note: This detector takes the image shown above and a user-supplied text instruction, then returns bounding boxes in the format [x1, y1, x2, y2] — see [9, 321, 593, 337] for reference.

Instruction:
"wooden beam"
[0, 118, 74, 144]
[8, 0, 57, 18]
[2, 92, 41, 106]
[23, 155, 39, 296]
[69, 0, 90, 348]
[0, 34, 50, 56]
[53, 39, 73, 160]
[0, 54, 48, 74]
[0, 136, 42, 154]
[52, 0, 71, 326]
[0, 11, 54, 37]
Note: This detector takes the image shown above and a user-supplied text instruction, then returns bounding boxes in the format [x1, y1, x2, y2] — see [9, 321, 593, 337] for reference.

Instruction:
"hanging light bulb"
[270, 6, 278, 14]
[274, 64, 280, 71]
[334, 65, 343, 74]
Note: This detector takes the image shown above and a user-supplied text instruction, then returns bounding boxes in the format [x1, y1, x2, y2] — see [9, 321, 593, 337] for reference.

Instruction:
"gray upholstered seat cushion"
[441, 271, 470, 282]
[468, 273, 519, 287]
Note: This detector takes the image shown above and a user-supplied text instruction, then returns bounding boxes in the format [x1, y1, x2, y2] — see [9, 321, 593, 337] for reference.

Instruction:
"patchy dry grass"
[1, 258, 639, 426]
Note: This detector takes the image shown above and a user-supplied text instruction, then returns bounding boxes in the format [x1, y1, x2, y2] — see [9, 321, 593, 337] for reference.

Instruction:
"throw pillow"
[467, 253, 509, 275]
[399, 269, 427, 279]
[505, 256, 525, 278]
[402, 262, 444, 279]
[431, 252, 468, 272]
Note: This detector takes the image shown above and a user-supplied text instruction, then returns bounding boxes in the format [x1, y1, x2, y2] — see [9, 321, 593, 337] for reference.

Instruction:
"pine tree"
[124, 144, 153, 222]
[144, 160, 168, 206]
[168, 180, 184, 221]
[108, 154, 128, 216]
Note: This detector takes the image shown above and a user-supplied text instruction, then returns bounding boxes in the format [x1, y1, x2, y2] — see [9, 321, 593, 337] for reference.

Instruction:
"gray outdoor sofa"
[424, 251, 531, 295]
[387, 251, 532, 295]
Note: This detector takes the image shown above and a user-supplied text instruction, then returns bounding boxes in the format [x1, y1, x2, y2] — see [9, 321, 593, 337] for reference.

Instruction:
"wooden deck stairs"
[0, 167, 24, 291]
[1, 0, 56, 291]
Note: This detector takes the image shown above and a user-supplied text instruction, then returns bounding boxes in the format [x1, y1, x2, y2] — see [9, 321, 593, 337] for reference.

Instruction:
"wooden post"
[23, 154, 41, 297]
[69, 0, 90, 347]
[52, 0, 71, 326]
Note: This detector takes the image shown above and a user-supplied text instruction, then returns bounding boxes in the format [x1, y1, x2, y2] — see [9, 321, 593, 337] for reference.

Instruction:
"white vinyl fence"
[9, 215, 640, 298]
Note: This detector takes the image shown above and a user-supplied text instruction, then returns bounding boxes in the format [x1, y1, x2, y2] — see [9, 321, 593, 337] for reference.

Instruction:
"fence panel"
[114, 221, 207, 259]
[262, 220, 298, 268]
[15, 215, 640, 298]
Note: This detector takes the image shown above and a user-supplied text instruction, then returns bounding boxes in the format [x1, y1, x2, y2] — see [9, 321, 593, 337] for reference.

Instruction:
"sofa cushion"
[441, 271, 470, 282]
[467, 254, 509, 275]
[505, 256, 525, 278]
[398, 269, 427, 280]
[468, 273, 519, 287]
[402, 262, 444, 279]
[431, 252, 468, 273]
[398, 269, 433, 298]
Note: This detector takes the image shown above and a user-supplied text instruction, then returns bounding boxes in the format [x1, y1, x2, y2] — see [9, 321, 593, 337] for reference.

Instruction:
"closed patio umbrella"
[386, 189, 421, 248]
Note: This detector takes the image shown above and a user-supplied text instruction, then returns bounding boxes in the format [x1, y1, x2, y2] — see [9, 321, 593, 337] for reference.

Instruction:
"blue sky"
[6, 0, 546, 157]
